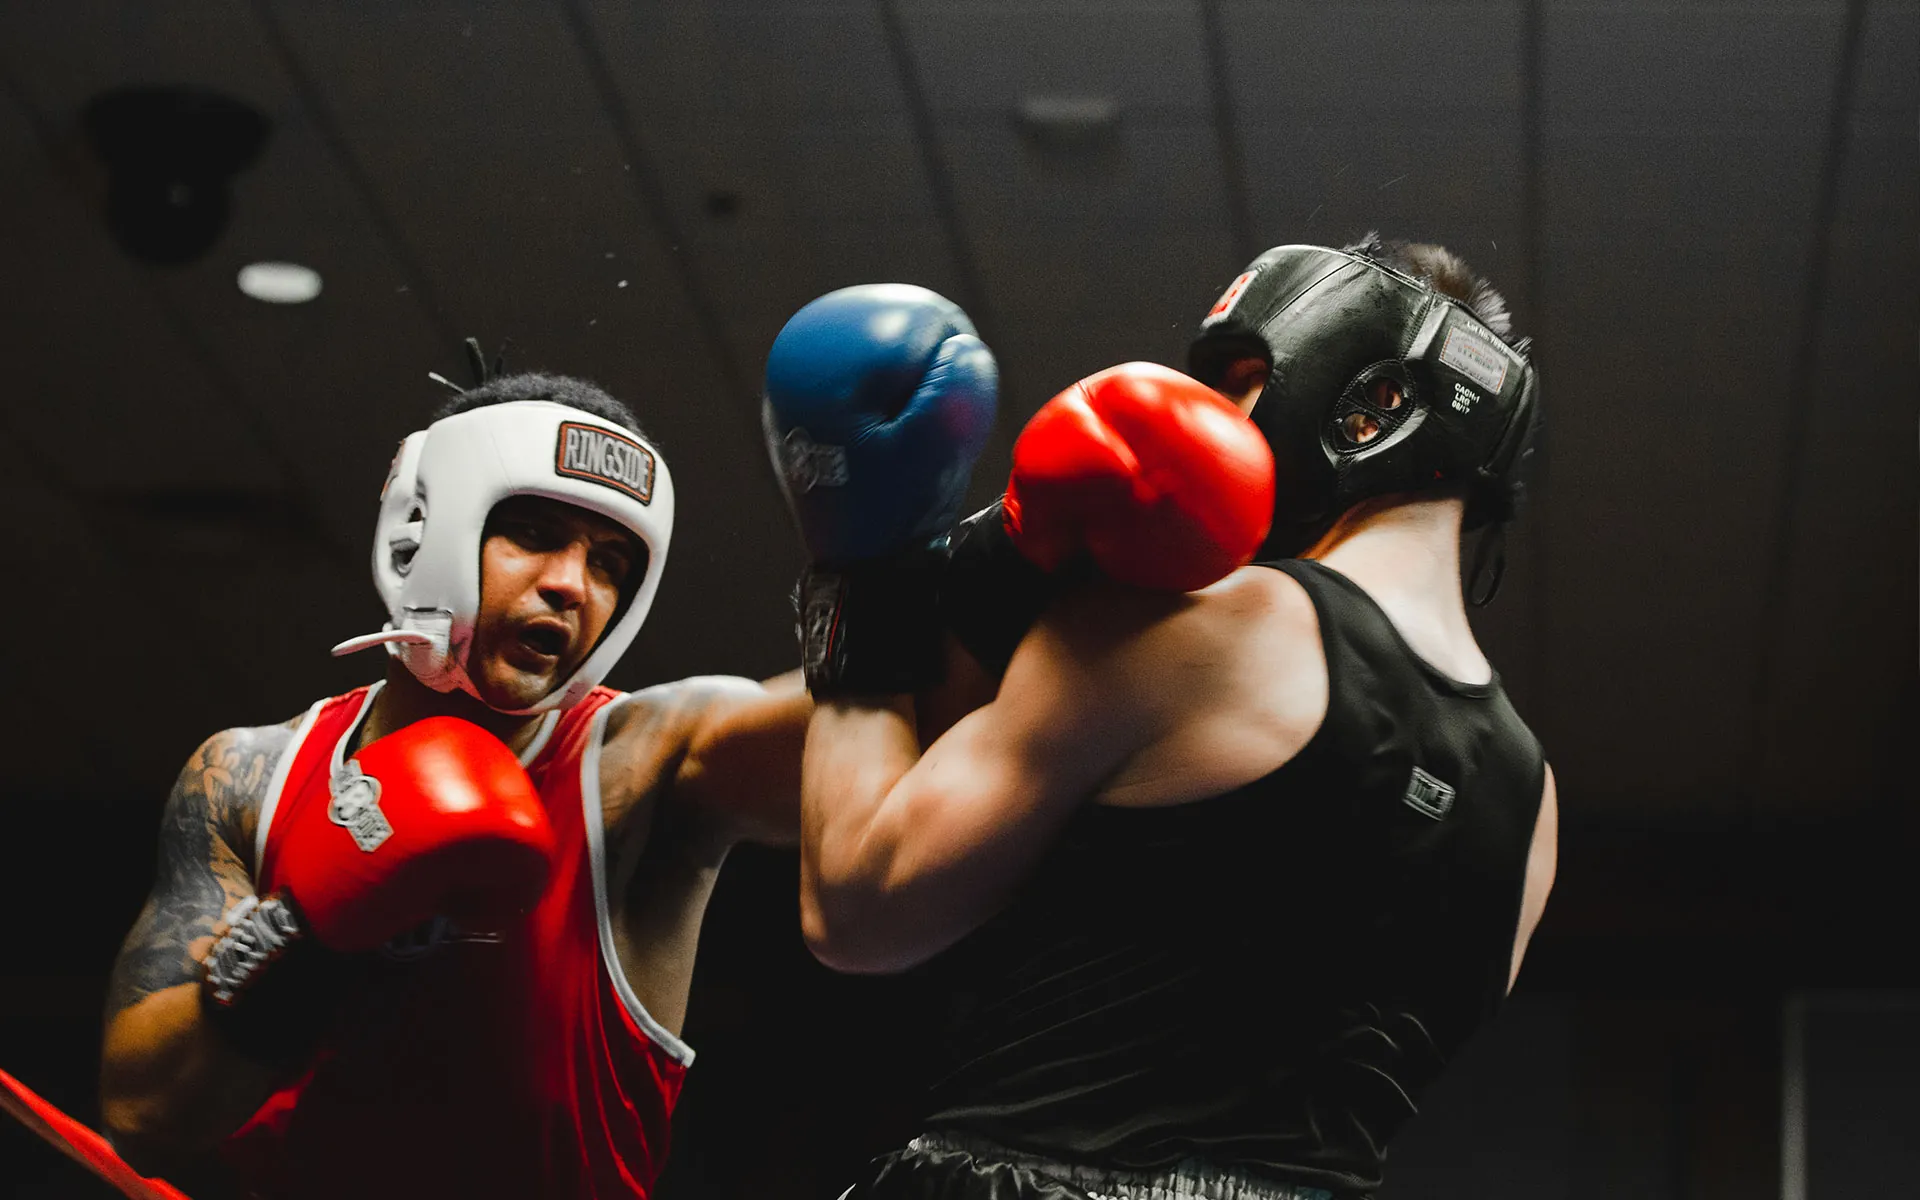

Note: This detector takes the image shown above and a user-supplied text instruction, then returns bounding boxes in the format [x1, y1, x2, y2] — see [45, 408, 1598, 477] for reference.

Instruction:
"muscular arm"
[801, 585, 1180, 974]
[593, 673, 811, 1037]
[100, 725, 291, 1173]
[672, 670, 812, 849]
[1507, 764, 1559, 991]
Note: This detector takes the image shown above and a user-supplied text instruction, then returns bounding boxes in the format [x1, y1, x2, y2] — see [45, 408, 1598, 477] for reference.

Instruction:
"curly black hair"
[433, 372, 647, 440]
[1344, 232, 1518, 345]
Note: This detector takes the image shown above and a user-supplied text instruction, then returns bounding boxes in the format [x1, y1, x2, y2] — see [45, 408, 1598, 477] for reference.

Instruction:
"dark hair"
[434, 372, 649, 440]
[1344, 232, 1518, 344]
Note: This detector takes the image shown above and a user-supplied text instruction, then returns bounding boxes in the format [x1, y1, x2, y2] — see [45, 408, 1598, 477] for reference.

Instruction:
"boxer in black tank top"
[794, 239, 1556, 1200]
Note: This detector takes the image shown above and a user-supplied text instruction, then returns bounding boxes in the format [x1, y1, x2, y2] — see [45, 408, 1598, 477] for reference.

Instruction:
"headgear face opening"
[1188, 244, 1540, 566]
[332, 400, 675, 713]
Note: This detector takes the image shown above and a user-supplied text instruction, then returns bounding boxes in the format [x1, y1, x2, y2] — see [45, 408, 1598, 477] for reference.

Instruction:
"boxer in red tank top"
[99, 371, 808, 1198]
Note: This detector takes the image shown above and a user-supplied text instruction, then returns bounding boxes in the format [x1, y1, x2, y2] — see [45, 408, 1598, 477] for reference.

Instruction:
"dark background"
[1, 2, 1914, 1197]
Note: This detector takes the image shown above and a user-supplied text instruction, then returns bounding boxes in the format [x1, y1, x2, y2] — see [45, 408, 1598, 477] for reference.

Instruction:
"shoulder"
[175, 713, 306, 856]
[1035, 566, 1320, 692]
[599, 675, 776, 790]
[602, 675, 772, 749]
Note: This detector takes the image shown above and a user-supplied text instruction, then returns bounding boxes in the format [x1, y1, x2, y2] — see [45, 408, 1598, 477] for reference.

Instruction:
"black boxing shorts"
[836, 1133, 1336, 1200]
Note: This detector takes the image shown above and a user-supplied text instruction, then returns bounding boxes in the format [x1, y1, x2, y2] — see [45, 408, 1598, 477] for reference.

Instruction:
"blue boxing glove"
[763, 284, 998, 695]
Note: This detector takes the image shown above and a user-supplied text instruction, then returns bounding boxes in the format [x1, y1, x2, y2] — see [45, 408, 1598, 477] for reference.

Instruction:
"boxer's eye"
[1368, 378, 1404, 410]
[499, 517, 560, 551]
[589, 543, 635, 590]
[1343, 412, 1382, 444]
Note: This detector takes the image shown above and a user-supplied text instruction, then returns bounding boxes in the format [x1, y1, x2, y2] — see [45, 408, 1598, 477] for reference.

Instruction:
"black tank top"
[910, 560, 1546, 1197]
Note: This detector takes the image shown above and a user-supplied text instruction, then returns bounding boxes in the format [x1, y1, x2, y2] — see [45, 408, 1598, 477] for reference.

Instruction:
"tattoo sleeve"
[104, 724, 291, 1020]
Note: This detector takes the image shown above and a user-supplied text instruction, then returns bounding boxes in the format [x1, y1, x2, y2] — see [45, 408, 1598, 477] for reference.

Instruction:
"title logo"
[555, 422, 656, 504]
[779, 427, 850, 493]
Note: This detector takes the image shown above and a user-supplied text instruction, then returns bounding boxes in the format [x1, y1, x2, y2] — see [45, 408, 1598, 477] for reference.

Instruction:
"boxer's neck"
[1307, 493, 1491, 684]
[360, 662, 550, 754]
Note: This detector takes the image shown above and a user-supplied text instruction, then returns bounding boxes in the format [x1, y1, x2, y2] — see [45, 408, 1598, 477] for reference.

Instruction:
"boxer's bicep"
[670, 675, 812, 848]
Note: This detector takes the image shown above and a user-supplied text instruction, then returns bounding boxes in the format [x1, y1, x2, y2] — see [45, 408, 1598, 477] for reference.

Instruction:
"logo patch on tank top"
[329, 761, 394, 852]
[1402, 767, 1455, 820]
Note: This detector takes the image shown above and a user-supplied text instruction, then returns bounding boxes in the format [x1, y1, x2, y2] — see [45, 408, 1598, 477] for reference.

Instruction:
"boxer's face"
[469, 496, 642, 709]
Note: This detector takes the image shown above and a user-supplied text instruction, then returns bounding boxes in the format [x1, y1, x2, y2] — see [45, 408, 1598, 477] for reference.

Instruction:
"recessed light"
[237, 261, 322, 304]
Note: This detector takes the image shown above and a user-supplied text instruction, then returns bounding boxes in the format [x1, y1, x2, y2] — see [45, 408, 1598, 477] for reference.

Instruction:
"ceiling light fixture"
[237, 261, 323, 304]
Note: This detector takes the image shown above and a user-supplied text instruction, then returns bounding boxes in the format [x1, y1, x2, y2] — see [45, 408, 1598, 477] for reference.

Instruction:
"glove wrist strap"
[939, 500, 1060, 676]
[800, 545, 948, 696]
[201, 891, 343, 1067]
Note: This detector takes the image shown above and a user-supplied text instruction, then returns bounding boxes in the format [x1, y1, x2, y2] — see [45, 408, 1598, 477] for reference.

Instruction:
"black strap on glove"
[798, 542, 951, 696]
[200, 891, 351, 1068]
[937, 499, 1063, 677]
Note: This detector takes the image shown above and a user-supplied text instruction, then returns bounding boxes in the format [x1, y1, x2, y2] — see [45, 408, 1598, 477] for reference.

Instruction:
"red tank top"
[223, 683, 689, 1199]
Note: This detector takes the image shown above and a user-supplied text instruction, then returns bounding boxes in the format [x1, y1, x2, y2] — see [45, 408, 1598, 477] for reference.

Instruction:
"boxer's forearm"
[798, 696, 923, 970]
[100, 985, 280, 1172]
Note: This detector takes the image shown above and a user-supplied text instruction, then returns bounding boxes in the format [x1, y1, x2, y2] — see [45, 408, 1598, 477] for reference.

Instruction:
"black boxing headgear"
[1188, 243, 1540, 591]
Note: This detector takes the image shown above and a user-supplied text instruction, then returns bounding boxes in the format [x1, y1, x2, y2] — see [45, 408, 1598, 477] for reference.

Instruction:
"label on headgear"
[555, 421, 657, 504]
[1204, 270, 1260, 324]
[1438, 324, 1510, 394]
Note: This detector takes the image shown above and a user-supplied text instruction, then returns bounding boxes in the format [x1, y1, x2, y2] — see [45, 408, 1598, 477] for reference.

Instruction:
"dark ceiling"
[0, 0, 1913, 834]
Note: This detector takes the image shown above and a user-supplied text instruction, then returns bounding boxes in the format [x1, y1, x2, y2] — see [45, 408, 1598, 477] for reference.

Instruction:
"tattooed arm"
[99, 723, 292, 1174]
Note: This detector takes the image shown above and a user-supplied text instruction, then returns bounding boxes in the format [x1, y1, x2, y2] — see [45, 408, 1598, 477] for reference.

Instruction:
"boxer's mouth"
[516, 621, 571, 661]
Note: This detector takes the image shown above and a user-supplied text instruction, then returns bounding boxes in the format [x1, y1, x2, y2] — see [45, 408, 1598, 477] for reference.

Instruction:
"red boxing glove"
[1005, 362, 1275, 592]
[275, 716, 557, 952]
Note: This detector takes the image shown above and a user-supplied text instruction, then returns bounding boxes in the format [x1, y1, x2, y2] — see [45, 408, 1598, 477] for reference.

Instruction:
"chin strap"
[1466, 521, 1508, 608]
[0, 1067, 192, 1199]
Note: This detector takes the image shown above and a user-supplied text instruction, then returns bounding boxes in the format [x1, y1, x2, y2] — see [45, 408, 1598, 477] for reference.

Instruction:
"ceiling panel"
[1534, 0, 1845, 824]
[1535, 232, 1812, 821]
[1545, 124, 1829, 239]
[938, 119, 1236, 406]
[0, 84, 281, 494]
[0, 0, 298, 111]
[581, 0, 958, 412]
[583, 1, 904, 117]
[1222, 1, 1525, 115]
[1750, 109, 1919, 817]
[1541, 2, 1846, 117]
[899, 1, 1210, 115]
[1236, 119, 1528, 300]
[1852, 0, 1920, 113]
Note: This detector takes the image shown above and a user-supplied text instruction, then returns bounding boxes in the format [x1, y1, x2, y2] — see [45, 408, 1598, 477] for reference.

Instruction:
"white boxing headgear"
[331, 400, 674, 713]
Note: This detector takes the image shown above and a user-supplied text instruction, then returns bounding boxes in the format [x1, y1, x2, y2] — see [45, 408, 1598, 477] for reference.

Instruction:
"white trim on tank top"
[581, 695, 696, 1066]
